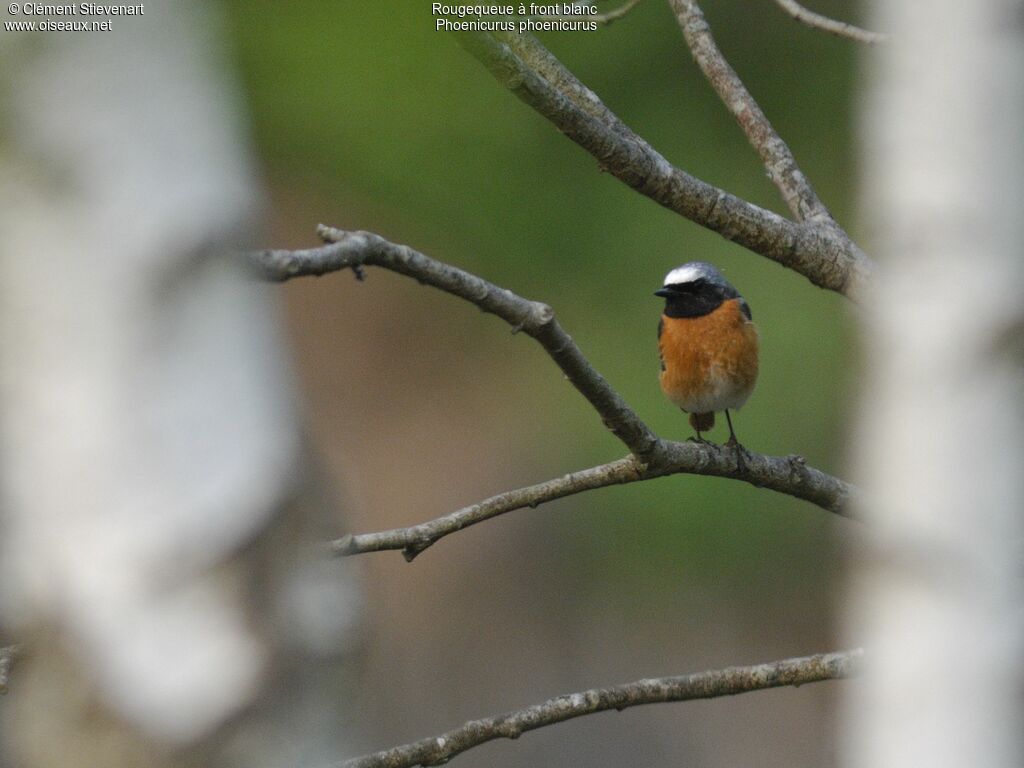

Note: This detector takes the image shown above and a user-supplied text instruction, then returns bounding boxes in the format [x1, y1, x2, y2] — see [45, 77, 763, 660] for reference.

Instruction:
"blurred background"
[229, 0, 864, 765]
[0, 1, 868, 766]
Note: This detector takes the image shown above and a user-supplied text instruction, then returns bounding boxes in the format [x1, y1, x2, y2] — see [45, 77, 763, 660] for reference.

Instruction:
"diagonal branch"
[772, 0, 889, 45]
[335, 457, 645, 561]
[335, 443, 856, 561]
[457, 31, 873, 301]
[255, 226, 660, 460]
[669, 0, 832, 224]
[340, 649, 863, 768]
[254, 228, 859, 560]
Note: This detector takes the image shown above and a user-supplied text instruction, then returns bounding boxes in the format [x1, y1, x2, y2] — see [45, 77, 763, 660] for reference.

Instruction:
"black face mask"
[655, 278, 737, 319]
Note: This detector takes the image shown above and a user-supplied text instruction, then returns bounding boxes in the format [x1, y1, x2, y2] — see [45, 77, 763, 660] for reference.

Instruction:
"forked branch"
[340, 649, 863, 768]
[457, 31, 873, 300]
[669, 0, 831, 223]
[254, 228, 857, 561]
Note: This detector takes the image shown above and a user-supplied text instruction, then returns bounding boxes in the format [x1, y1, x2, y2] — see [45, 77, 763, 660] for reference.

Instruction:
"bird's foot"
[725, 436, 751, 475]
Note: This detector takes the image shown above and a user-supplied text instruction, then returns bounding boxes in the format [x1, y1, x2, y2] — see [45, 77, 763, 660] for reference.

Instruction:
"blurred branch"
[456, 31, 873, 301]
[254, 228, 858, 561]
[0, 645, 21, 694]
[772, 0, 889, 44]
[340, 649, 863, 768]
[669, 0, 831, 223]
[334, 444, 856, 560]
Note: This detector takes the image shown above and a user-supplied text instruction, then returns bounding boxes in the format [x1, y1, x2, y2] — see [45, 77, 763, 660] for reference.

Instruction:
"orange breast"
[658, 298, 759, 414]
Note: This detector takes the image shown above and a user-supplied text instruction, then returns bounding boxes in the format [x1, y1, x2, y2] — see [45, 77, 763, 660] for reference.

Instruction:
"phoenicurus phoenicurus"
[655, 262, 759, 464]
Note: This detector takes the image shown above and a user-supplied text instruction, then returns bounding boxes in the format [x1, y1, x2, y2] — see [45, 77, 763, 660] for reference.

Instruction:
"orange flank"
[658, 298, 759, 417]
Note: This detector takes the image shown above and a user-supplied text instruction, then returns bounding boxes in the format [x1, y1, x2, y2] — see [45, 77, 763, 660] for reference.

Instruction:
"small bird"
[655, 262, 759, 460]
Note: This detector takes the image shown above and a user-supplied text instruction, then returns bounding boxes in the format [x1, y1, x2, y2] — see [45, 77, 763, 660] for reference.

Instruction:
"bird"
[655, 262, 759, 465]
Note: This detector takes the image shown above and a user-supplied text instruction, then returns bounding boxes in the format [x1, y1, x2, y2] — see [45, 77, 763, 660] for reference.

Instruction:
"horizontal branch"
[334, 442, 856, 560]
[458, 31, 874, 301]
[773, 0, 889, 45]
[340, 649, 863, 768]
[254, 227, 659, 460]
[669, 0, 831, 223]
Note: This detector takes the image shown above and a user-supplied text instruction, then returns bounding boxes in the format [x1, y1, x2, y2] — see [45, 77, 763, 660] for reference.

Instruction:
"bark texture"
[846, 0, 1024, 766]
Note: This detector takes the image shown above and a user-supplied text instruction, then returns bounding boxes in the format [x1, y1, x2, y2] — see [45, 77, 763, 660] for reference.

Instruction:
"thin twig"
[255, 227, 660, 461]
[588, 0, 643, 24]
[334, 457, 644, 560]
[668, 0, 831, 223]
[340, 649, 863, 768]
[773, 0, 889, 45]
[334, 443, 856, 560]
[457, 31, 873, 300]
[531, 0, 644, 25]
[253, 228, 858, 561]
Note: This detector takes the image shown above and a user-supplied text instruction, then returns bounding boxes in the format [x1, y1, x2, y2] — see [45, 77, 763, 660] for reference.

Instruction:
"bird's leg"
[688, 411, 714, 443]
[724, 410, 749, 474]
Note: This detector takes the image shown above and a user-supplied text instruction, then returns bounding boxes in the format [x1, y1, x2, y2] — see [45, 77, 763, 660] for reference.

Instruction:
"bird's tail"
[689, 412, 714, 433]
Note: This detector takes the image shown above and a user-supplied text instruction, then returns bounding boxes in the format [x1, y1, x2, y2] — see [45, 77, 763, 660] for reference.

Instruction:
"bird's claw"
[725, 436, 750, 474]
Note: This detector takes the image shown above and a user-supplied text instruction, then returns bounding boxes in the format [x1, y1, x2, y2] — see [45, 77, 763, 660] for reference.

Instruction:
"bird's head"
[655, 262, 749, 319]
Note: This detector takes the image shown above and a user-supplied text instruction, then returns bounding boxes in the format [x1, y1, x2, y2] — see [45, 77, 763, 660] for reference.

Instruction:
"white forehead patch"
[663, 264, 705, 286]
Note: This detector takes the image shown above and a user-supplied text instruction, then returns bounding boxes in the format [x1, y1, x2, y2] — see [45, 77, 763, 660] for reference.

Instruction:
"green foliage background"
[226, 0, 860, 604]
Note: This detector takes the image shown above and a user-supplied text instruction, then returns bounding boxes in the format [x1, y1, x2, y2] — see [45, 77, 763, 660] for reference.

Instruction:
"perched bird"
[655, 262, 759, 459]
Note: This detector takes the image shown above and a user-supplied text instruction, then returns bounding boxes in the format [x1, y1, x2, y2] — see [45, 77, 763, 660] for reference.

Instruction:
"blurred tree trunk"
[0, 5, 359, 767]
[847, 0, 1024, 766]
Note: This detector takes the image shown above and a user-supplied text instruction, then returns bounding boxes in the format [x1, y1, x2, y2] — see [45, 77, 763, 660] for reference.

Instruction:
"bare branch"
[668, 0, 831, 223]
[588, 0, 643, 24]
[457, 31, 873, 300]
[335, 457, 644, 560]
[255, 227, 660, 460]
[334, 442, 856, 560]
[340, 649, 863, 768]
[773, 0, 890, 45]
[254, 228, 859, 560]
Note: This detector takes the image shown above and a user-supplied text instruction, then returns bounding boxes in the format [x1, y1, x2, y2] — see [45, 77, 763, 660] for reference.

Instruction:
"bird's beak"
[654, 288, 673, 298]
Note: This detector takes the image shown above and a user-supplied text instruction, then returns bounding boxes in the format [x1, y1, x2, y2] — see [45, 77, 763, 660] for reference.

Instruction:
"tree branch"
[254, 228, 858, 561]
[531, 0, 644, 25]
[772, 0, 889, 45]
[334, 442, 856, 560]
[668, 0, 832, 223]
[255, 227, 660, 460]
[457, 31, 873, 301]
[340, 649, 863, 768]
